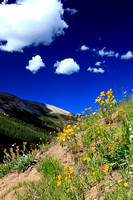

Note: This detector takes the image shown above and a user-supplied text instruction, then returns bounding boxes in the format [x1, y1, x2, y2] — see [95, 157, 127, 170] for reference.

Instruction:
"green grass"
[0, 112, 74, 161]
[0, 114, 45, 143]
[0, 147, 38, 178]
[18, 157, 83, 200]
[104, 186, 133, 200]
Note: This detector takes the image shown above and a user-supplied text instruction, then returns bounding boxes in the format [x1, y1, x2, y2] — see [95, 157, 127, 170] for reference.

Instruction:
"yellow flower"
[77, 127, 80, 130]
[104, 164, 109, 173]
[67, 189, 70, 193]
[97, 130, 100, 134]
[68, 180, 71, 183]
[84, 172, 87, 175]
[92, 167, 94, 170]
[59, 146, 62, 148]
[118, 179, 122, 183]
[65, 177, 67, 181]
[69, 168, 73, 174]
[87, 157, 90, 163]
[64, 164, 69, 170]
[58, 175, 61, 180]
[57, 181, 61, 187]
[92, 172, 95, 175]
[83, 157, 87, 161]
[124, 183, 128, 187]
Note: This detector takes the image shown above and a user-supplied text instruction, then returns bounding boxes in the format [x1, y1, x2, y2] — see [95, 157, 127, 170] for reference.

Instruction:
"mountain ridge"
[0, 92, 71, 117]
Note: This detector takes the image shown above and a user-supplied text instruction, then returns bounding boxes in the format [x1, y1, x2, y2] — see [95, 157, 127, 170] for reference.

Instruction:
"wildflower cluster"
[57, 125, 75, 146]
[1, 142, 38, 177]
[83, 159, 104, 181]
[56, 89, 133, 199]
[57, 164, 73, 187]
[117, 179, 128, 187]
[83, 107, 92, 116]
[95, 89, 117, 112]
[83, 157, 91, 164]
[57, 122, 83, 148]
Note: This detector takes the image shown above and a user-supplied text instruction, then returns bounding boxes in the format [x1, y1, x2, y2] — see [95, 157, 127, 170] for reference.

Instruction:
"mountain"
[0, 92, 71, 117]
[0, 93, 73, 160]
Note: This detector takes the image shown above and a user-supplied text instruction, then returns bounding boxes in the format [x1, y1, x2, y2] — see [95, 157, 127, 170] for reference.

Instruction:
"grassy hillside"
[1, 89, 133, 199]
[0, 112, 74, 161]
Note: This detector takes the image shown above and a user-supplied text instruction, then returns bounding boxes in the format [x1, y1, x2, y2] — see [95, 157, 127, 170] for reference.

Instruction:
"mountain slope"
[0, 92, 71, 117]
[0, 93, 73, 161]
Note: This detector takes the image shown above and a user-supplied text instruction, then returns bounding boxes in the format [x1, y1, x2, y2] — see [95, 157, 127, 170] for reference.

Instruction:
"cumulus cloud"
[26, 55, 45, 74]
[0, 0, 68, 52]
[98, 47, 119, 58]
[54, 58, 80, 75]
[121, 51, 133, 60]
[80, 45, 89, 51]
[95, 61, 102, 66]
[65, 8, 78, 15]
[87, 67, 105, 73]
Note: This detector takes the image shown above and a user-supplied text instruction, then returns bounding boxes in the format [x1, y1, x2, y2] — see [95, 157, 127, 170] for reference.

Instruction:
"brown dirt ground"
[0, 167, 41, 199]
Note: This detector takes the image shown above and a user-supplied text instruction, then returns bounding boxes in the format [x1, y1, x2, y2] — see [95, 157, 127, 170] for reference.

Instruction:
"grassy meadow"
[1, 88, 133, 199]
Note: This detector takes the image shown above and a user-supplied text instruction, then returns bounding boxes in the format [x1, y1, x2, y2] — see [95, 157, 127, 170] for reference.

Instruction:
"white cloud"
[65, 8, 78, 15]
[2, 0, 8, 5]
[95, 61, 102, 66]
[80, 45, 89, 51]
[0, 0, 68, 52]
[121, 51, 133, 60]
[87, 67, 105, 73]
[26, 55, 45, 74]
[54, 58, 80, 75]
[98, 47, 119, 58]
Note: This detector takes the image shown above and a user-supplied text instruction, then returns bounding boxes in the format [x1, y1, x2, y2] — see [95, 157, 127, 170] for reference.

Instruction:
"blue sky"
[0, 0, 133, 114]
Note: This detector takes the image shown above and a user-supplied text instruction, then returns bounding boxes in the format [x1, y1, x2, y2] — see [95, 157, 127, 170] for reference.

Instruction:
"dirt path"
[0, 167, 41, 199]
